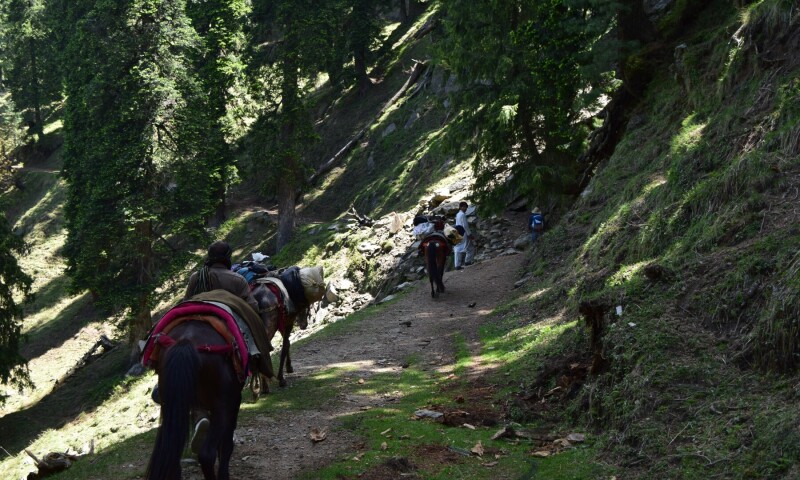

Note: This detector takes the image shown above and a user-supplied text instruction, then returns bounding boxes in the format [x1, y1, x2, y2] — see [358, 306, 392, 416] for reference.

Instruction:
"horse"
[251, 282, 310, 391]
[423, 235, 448, 297]
[145, 321, 243, 480]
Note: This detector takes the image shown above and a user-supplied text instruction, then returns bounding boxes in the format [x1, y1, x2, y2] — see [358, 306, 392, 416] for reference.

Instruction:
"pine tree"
[0, 209, 32, 399]
[62, 0, 212, 357]
[1, 0, 62, 140]
[185, 0, 249, 226]
[249, 0, 339, 249]
[439, 0, 621, 208]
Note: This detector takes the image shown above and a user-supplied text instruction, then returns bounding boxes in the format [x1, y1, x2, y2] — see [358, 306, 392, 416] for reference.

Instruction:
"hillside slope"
[1, 1, 799, 479]
[506, 2, 800, 478]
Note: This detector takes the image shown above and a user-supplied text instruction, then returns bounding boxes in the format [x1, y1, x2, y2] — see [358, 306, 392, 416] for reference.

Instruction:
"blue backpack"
[531, 214, 544, 232]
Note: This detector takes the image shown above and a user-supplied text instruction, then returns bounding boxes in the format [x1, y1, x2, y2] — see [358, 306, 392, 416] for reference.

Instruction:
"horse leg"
[279, 335, 290, 387]
[427, 243, 438, 298]
[437, 253, 446, 293]
[198, 419, 219, 480]
[261, 373, 270, 395]
[284, 324, 294, 374]
[214, 389, 241, 480]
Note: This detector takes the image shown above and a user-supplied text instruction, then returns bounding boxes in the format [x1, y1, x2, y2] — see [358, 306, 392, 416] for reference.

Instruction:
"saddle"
[141, 302, 249, 381]
[255, 277, 295, 335]
[141, 291, 276, 381]
[419, 232, 452, 258]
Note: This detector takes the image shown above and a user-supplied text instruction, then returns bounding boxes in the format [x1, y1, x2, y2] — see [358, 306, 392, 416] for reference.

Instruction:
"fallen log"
[25, 441, 93, 479]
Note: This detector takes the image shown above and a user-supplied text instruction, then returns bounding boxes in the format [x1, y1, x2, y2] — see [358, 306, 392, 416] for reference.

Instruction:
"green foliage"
[438, 0, 622, 211]
[61, 0, 217, 339]
[0, 91, 25, 161]
[248, 0, 347, 247]
[0, 0, 63, 139]
[183, 0, 250, 225]
[0, 210, 32, 398]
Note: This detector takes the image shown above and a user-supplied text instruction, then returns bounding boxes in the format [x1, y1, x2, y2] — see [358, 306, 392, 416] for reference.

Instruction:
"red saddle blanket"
[419, 232, 451, 258]
[140, 302, 249, 380]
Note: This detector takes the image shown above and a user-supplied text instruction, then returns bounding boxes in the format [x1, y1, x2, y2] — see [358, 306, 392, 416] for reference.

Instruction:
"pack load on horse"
[140, 289, 275, 480]
[249, 265, 327, 391]
[232, 261, 271, 284]
[416, 216, 462, 298]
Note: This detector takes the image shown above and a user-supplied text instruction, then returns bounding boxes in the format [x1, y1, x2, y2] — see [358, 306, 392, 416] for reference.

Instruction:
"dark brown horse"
[251, 282, 309, 390]
[423, 236, 448, 297]
[146, 321, 243, 480]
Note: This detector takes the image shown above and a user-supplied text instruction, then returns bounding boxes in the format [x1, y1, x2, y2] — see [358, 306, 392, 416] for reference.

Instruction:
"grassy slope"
[2, 1, 800, 479]
[500, 2, 800, 478]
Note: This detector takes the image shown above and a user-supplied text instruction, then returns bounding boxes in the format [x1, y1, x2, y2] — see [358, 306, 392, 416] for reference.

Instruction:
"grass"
[4, 1, 800, 479]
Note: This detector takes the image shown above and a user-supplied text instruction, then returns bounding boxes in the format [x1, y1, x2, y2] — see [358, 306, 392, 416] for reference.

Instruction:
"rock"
[357, 242, 381, 255]
[126, 363, 146, 377]
[431, 66, 446, 93]
[326, 283, 340, 302]
[513, 235, 530, 250]
[382, 123, 397, 137]
[396, 282, 414, 291]
[337, 279, 354, 291]
[444, 73, 460, 94]
[643, 0, 674, 21]
[500, 248, 518, 256]
[378, 294, 397, 304]
[429, 188, 451, 206]
[404, 111, 420, 129]
[415, 409, 444, 420]
[367, 152, 375, 172]
[430, 201, 461, 216]
[388, 212, 405, 234]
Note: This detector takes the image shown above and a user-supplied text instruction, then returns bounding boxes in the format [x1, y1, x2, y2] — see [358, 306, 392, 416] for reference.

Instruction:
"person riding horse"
[186, 241, 259, 311]
[152, 241, 263, 452]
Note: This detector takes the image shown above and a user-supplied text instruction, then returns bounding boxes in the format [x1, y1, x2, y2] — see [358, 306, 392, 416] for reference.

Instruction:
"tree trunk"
[212, 182, 227, 227]
[130, 301, 152, 365]
[276, 180, 297, 250]
[276, 50, 300, 250]
[354, 46, 370, 91]
[130, 220, 154, 363]
[28, 38, 43, 138]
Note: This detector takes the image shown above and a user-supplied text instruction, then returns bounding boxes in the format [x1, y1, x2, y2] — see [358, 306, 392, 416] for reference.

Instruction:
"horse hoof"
[279, 379, 288, 388]
[286, 365, 294, 374]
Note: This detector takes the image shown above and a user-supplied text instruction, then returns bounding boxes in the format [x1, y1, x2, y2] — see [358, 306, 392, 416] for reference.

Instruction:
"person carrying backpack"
[529, 207, 544, 243]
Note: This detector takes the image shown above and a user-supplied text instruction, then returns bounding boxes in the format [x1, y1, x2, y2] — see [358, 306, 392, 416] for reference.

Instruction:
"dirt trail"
[182, 226, 528, 479]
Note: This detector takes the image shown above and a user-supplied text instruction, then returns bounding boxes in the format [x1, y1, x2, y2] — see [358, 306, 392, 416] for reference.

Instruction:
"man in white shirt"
[454, 201, 475, 270]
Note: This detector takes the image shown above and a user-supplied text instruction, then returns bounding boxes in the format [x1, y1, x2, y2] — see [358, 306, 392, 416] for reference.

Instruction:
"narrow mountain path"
[181, 238, 528, 479]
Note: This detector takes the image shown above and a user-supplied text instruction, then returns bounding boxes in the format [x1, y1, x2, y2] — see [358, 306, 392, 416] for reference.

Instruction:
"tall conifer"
[439, 0, 620, 208]
[249, 0, 338, 249]
[62, 0, 210, 356]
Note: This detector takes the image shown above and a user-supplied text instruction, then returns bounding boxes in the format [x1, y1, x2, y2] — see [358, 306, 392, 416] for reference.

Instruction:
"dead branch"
[346, 207, 374, 227]
[307, 60, 428, 186]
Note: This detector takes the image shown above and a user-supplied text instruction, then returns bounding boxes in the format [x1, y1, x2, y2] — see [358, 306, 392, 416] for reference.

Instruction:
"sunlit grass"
[0, 363, 159, 479]
[43, 119, 63, 135]
[670, 113, 707, 154]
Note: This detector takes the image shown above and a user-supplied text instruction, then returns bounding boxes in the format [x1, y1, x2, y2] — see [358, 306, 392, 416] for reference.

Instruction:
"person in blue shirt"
[529, 207, 544, 243]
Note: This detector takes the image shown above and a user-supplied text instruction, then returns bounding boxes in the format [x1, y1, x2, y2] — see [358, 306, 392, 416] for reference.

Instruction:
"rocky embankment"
[296, 184, 533, 341]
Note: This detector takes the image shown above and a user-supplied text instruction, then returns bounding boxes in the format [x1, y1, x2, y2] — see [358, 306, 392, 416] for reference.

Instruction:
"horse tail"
[427, 241, 439, 294]
[146, 340, 199, 480]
